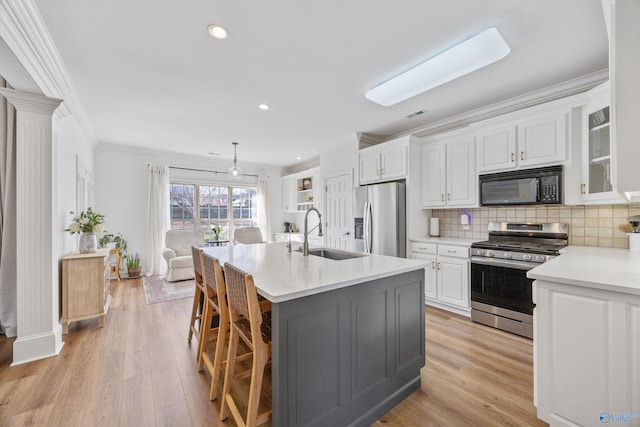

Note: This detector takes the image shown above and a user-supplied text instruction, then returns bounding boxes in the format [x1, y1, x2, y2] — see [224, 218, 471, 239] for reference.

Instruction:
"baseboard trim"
[11, 326, 63, 366]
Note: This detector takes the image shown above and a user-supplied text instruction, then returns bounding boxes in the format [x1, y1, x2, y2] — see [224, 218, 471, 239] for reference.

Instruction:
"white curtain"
[145, 164, 170, 276]
[257, 176, 272, 242]
[0, 77, 17, 337]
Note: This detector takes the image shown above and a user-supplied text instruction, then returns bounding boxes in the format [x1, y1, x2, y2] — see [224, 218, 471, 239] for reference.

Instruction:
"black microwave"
[479, 165, 563, 206]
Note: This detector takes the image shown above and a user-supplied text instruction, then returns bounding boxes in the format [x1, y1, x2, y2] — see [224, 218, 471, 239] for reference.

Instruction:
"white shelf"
[589, 122, 610, 132]
[590, 155, 611, 164]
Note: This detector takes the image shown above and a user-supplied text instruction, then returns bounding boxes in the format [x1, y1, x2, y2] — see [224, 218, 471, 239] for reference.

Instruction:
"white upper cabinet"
[359, 139, 408, 185]
[475, 112, 567, 173]
[421, 143, 446, 207]
[281, 176, 297, 213]
[518, 112, 567, 167]
[475, 125, 517, 172]
[446, 136, 476, 207]
[422, 133, 476, 208]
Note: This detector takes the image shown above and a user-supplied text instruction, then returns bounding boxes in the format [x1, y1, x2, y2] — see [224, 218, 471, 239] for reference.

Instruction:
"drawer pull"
[447, 250, 457, 253]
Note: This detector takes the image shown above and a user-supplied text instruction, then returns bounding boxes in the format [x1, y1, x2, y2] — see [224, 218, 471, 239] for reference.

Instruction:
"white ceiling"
[34, 0, 608, 168]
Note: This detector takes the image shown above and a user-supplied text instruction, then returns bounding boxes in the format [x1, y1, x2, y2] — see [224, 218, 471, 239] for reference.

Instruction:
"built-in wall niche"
[296, 176, 314, 211]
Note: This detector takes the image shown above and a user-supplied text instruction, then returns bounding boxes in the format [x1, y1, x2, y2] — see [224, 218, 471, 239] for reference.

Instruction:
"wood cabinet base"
[61, 249, 111, 334]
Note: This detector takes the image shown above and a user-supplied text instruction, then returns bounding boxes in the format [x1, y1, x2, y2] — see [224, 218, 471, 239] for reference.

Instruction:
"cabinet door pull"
[511, 152, 515, 162]
[441, 194, 445, 202]
[520, 151, 524, 161]
[580, 183, 586, 194]
[447, 193, 451, 201]
[431, 261, 436, 269]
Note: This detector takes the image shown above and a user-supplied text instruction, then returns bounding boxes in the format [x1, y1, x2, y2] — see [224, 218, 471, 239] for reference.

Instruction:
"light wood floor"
[0, 278, 547, 427]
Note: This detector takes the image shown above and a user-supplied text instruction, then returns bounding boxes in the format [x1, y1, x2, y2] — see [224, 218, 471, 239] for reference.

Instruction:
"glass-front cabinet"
[586, 105, 612, 195]
[580, 82, 625, 203]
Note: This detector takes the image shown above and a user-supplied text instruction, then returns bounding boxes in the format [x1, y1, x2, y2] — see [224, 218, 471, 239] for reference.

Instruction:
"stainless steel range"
[470, 222, 568, 339]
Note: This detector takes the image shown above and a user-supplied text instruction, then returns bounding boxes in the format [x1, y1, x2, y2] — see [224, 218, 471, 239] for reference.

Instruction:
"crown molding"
[388, 69, 609, 140]
[97, 142, 282, 175]
[0, 0, 96, 144]
[0, 87, 62, 114]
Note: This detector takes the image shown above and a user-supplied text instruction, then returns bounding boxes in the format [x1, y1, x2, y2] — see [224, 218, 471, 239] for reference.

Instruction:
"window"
[170, 183, 258, 241]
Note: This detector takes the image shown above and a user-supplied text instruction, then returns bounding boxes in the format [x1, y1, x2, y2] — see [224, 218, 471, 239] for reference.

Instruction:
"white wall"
[319, 133, 359, 180]
[94, 144, 283, 273]
[54, 114, 96, 260]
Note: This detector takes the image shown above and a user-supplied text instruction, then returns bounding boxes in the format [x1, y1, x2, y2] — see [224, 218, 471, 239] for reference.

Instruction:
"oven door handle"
[471, 257, 537, 271]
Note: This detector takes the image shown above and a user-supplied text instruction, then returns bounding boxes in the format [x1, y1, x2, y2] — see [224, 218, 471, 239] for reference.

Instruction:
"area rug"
[142, 275, 195, 304]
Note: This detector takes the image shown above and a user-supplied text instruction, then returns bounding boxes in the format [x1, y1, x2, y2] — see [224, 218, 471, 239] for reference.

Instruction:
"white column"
[0, 88, 63, 365]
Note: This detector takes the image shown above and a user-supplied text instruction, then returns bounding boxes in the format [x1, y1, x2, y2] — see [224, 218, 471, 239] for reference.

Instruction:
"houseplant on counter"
[126, 252, 141, 278]
[65, 207, 105, 253]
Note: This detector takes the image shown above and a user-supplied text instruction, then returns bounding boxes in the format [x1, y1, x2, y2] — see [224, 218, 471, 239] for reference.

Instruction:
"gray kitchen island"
[203, 242, 427, 427]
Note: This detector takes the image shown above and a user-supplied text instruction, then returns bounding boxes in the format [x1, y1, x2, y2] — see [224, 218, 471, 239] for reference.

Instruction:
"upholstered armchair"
[162, 230, 205, 282]
[233, 227, 264, 244]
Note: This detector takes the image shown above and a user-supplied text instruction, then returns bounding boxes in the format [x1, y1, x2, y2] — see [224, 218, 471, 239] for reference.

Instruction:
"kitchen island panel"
[272, 269, 424, 427]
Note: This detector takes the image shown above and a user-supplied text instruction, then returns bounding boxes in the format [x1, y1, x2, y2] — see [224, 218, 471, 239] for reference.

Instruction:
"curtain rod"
[161, 165, 259, 178]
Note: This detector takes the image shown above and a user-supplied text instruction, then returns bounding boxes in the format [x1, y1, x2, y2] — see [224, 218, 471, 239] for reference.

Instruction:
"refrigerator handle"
[365, 202, 373, 254]
[363, 202, 369, 254]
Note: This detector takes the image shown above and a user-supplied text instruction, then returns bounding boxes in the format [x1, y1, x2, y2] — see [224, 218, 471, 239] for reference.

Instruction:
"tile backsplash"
[431, 205, 640, 249]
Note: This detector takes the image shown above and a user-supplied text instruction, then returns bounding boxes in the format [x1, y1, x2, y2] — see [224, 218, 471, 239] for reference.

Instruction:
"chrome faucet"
[303, 207, 323, 256]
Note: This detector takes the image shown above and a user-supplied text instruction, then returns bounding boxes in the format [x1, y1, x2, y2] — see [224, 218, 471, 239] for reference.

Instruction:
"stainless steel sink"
[298, 248, 366, 260]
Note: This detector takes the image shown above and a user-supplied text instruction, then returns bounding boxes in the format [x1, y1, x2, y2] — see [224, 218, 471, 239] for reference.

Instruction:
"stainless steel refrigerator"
[353, 182, 406, 257]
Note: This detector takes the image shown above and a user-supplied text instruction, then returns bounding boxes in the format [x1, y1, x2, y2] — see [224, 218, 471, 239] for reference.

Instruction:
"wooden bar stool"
[220, 262, 272, 427]
[198, 253, 227, 399]
[199, 254, 256, 403]
[188, 245, 207, 357]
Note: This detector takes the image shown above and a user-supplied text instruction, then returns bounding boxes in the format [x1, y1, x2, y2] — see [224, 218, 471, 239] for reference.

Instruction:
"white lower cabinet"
[535, 280, 640, 426]
[409, 241, 470, 315]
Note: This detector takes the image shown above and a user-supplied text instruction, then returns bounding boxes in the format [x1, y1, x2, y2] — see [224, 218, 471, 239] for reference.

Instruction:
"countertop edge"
[527, 245, 640, 296]
[263, 263, 428, 303]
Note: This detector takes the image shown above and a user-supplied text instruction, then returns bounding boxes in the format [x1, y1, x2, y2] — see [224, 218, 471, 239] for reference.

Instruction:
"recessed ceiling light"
[207, 24, 228, 39]
[258, 104, 270, 110]
[296, 156, 302, 160]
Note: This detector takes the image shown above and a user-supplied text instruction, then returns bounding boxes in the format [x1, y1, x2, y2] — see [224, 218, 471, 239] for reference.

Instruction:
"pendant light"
[228, 142, 243, 179]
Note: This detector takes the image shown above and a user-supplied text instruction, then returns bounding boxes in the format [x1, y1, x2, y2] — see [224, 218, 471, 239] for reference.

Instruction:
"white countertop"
[203, 242, 427, 303]
[409, 236, 478, 246]
[527, 245, 640, 296]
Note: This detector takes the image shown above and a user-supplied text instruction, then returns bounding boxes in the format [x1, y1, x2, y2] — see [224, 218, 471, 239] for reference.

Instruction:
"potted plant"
[126, 252, 141, 278]
[211, 225, 223, 241]
[65, 207, 105, 253]
[98, 232, 128, 260]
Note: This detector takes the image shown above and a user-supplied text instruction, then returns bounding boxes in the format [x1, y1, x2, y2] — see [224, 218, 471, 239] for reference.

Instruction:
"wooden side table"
[61, 249, 111, 334]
